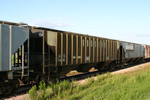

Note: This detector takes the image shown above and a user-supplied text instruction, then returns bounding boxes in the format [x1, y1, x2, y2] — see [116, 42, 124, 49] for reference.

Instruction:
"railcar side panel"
[66, 34, 68, 65]
[90, 37, 93, 62]
[145, 45, 150, 59]
[122, 42, 144, 59]
[97, 38, 99, 62]
[84, 36, 87, 64]
[78, 35, 81, 64]
[86, 37, 89, 63]
[100, 39, 102, 61]
[89, 37, 91, 63]
[93, 38, 95, 62]
[82, 36, 85, 63]
[81, 36, 83, 63]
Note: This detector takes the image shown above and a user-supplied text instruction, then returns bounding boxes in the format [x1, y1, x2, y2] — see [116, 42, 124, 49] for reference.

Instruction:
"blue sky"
[0, 0, 150, 44]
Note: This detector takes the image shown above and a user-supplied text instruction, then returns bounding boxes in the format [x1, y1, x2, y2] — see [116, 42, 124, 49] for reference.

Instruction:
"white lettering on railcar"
[73, 56, 76, 59]
[86, 57, 89, 61]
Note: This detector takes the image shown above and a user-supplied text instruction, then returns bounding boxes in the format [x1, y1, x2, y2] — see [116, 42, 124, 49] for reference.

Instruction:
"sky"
[0, 0, 150, 44]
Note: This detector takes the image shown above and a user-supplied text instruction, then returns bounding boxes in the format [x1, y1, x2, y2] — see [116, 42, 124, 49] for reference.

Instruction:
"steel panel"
[89, 37, 91, 63]
[0, 24, 29, 71]
[47, 31, 56, 46]
[11, 25, 29, 54]
[145, 45, 150, 58]
[122, 42, 144, 59]
[66, 34, 68, 65]
[55, 32, 57, 66]
[76, 35, 78, 64]
[0, 24, 10, 71]
[61, 33, 63, 66]
[81, 36, 82, 63]
[0, 25, 1, 71]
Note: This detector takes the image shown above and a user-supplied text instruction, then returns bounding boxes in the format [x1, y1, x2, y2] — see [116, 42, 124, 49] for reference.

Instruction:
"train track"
[60, 61, 148, 82]
[0, 84, 33, 100]
[1, 61, 147, 100]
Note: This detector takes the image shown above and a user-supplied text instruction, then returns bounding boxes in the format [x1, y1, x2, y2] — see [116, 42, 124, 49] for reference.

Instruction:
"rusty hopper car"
[0, 21, 149, 94]
[29, 27, 120, 80]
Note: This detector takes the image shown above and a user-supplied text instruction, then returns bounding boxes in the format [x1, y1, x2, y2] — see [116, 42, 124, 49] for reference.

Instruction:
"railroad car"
[119, 41, 145, 65]
[144, 45, 150, 61]
[0, 22, 29, 94]
[0, 21, 149, 94]
[29, 26, 120, 80]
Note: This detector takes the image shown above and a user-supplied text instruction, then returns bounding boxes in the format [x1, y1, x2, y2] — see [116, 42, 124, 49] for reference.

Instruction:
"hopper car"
[0, 21, 150, 94]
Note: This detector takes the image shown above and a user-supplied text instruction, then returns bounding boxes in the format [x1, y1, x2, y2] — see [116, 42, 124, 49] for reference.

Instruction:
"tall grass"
[29, 67, 150, 100]
[29, 81, 53, 100]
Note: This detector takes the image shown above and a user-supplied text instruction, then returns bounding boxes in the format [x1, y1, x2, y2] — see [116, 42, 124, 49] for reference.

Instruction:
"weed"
[59, 80, 70, 91]
[29, 85, 37, 100]
[39, 81, 46, 91]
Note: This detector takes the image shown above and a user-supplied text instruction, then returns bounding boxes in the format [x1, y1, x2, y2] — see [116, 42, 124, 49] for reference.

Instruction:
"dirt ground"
[4, 94, 28, 100]
[111, 62, 150, 74]
[5, 62, 150, 100]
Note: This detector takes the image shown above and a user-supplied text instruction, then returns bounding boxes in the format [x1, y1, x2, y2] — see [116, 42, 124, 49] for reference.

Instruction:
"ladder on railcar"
[42, 32, 51, 81]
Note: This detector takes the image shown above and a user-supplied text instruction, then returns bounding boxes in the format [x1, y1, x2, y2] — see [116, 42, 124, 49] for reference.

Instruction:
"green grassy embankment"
[28, 66, 150, 100]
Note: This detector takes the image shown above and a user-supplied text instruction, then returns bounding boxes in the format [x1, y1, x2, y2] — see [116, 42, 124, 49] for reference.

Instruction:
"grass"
[28, 66, 150, 100]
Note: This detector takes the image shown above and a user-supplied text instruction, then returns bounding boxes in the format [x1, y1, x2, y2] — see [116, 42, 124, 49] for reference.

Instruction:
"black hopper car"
[0, 21, 150, 94]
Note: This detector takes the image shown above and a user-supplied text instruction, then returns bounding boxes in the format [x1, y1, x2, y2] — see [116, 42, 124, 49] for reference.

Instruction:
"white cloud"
[28, 19, 75, 29]
[136, 34, 150, 38]
[120, 33, 150, 44]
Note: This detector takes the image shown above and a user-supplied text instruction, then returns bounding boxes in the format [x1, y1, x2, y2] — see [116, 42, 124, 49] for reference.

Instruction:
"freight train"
[0, 21, 150, 94]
